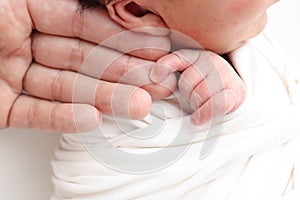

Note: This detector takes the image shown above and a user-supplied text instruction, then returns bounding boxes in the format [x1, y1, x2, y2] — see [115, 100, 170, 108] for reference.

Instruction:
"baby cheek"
[229, 0, 253, 13]
[229, 0, 267, 19]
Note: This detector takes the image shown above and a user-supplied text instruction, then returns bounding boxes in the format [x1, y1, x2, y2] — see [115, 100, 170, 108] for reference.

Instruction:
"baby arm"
[151, 49, 246, 125]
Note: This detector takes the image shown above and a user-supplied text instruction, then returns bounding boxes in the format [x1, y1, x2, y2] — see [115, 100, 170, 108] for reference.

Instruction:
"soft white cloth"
[51, 33, 300, 200]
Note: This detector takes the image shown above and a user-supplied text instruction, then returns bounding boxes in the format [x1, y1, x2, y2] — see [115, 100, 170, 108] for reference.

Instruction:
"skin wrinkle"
[6, 90, 21, 128]
[26, 0, 35, 29]
[1, 1, 17, 25]
[1, 0, 32, 54]
[18, 38, 32, 90]
[188, 73, 208, 106]
[51, 70, 65, 101]
[27, 98, 41, 129]
[50, 103, 61, 132]
[7, 43, 32, 127]
[1, 0, 33, 128]
[72, 7, 85, 38]
[69, 39, 86, 72]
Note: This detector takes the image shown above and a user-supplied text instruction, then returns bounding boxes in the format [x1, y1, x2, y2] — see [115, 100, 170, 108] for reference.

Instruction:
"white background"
[0, 0, 299, 199]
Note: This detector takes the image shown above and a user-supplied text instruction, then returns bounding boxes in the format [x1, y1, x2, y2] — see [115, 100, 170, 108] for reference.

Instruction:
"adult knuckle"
[72, 10, 84, 38]
[69, 40, 85, 71]
[51, 70, 65, 100]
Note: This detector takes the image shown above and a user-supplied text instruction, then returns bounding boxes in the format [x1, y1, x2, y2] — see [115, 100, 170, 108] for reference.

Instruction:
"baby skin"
[80, 0, 278, 125]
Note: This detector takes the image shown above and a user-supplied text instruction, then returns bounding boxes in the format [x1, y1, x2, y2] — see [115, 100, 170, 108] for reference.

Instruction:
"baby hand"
[150, 49, 246, 125]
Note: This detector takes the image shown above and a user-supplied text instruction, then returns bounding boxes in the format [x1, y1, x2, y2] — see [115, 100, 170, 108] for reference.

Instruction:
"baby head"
[80, 0, 278, 54]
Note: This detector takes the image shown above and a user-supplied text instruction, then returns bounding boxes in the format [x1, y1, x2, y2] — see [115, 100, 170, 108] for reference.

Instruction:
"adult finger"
[24, 63, 152, 119]
[32, 33, 176, 99]
[32, 32, 94, 73]
[32, 32, 156, 80]
[28, 0, 170, 60]
[9, 95, 101, 133]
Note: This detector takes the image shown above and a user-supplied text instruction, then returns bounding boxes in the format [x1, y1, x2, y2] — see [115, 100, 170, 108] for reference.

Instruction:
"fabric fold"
[51, 33, 300, 200]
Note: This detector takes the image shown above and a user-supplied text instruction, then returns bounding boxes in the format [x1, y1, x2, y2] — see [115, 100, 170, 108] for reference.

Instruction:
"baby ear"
[106, 0, 169, 36]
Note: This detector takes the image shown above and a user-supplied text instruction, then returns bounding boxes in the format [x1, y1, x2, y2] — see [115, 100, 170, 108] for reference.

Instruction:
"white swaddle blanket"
[52, 33, 300, 200]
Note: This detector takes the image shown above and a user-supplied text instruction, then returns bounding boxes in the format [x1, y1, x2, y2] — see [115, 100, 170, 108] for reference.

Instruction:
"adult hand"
[0, 0, 174, 133]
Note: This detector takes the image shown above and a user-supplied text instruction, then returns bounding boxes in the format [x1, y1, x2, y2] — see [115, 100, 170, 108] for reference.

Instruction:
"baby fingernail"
[150, 64, 167, 83]
[150, 68, 160, 82]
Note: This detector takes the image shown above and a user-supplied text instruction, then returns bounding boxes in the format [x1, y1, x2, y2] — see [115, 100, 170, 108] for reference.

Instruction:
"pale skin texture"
[140, 0, 279, 54]
[105, 0, 278, 124]
[0, 0, 175, 133]
[154, 50, 246, 124]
